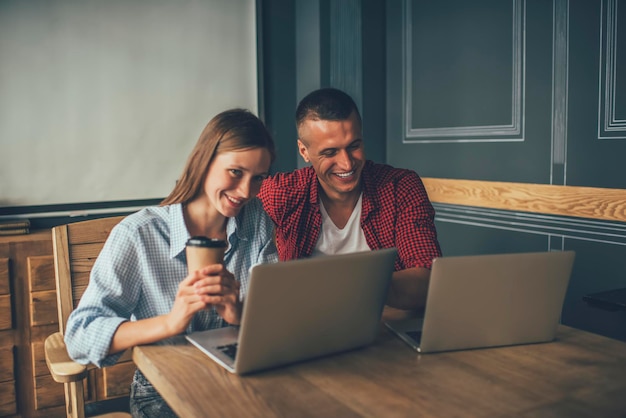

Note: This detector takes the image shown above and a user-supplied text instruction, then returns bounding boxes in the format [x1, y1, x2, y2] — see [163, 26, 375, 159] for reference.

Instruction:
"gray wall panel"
[568, 0, 626, 189]
[387, 0, 555, 184]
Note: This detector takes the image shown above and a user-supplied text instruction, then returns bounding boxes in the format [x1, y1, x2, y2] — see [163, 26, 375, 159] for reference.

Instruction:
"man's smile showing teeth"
[335, 171, 354, 178]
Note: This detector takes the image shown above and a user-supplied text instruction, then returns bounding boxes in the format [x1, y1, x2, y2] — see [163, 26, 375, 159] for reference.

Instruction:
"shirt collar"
[308, 166, 321, 207]
[360, 160, 378, 219]
[229, 202, 253, 243]
[169, 203, 189, 259]
[225, 214, 239, 255]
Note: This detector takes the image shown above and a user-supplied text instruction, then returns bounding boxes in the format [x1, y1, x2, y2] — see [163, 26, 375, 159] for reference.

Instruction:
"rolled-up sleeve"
[395, 172, 441, 270]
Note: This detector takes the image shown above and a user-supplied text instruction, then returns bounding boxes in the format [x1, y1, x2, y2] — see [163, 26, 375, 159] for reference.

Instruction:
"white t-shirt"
[312, 194, 371, 256]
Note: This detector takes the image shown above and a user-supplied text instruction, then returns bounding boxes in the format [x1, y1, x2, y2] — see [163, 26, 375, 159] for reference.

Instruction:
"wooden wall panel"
[423, 178, 626, 222]
[31, 341, 49, 378]
[0, 345, 14, 382]
[33, 374, 66, 411]
[0, 380, 16, 416]
[0, 295, 11, 331]
[27, 256, 55, 292]
[28, 254, 59, 328]
[0, 258, 9, 295]
[29, 290, 58, 327]
[101, 361, 135, 399]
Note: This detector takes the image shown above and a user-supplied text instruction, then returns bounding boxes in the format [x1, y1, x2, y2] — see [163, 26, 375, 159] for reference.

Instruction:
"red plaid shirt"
[258, 160, 442, 270]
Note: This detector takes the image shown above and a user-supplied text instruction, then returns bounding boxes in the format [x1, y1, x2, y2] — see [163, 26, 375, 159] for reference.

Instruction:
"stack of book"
[0, 219, 31, 236]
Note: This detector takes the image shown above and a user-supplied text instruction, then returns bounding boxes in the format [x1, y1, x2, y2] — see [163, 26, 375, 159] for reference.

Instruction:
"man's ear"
[297, 139, 310, 163]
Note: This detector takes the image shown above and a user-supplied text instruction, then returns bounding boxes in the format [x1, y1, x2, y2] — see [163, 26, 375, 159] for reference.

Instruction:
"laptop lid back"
[235, 248, 397, 374]
[419, 251, 575, 353]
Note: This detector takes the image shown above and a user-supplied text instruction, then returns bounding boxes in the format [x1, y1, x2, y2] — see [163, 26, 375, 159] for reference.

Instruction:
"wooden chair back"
[50, 215, 131, 418]
[52, 216, 124, 334]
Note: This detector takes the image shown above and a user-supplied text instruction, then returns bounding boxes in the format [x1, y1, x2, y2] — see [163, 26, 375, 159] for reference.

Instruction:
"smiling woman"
[0, 0, 258, 218]
[198, 149, 272, 222]
[63, 108, 278, 417]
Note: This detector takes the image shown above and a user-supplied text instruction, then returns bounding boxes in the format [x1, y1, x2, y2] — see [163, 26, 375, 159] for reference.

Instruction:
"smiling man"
[258, 87, 442, 310]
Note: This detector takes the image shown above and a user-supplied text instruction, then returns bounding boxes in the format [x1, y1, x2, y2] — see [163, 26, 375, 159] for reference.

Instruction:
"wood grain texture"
[52, 224, 73, 335]
[44, 332, 87, 383]
[101, 361, 135, 398]
[0, 345, 13, 382]
[0, 258, 8, 295]
[34, 373, 67, 410]
[0, 380, 16, 416]
[32, 340, 51, 377]
[422, 177, 626, 222]
[0, 231, 57, 417]
[27, 255, 56, 292]
[52, 216, 125, 333]
[29, 289, 58, 327]
[49, 215, 132, 417]
[0, 295, 11, 331]
[133, 323, 626, 418]
[66, 216, 125, 245]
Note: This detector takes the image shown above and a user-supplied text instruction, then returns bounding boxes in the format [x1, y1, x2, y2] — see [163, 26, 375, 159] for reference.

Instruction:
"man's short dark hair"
[295, 88, 362, 130]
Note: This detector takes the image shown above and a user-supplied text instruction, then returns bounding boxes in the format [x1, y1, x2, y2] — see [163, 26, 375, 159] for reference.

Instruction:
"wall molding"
[598, 0, 626, 139]
[551, 0, 569, 183]
[433, 203, 626, 247]
[423, 177, 626, 223]
[403, 0, 526, 143]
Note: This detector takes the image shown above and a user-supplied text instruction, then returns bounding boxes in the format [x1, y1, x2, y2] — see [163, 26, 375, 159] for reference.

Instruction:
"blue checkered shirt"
[64, 199, 278, 367]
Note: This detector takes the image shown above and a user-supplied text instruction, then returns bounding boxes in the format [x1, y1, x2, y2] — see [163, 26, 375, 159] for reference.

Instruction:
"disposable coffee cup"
[186, 236, 227, 273]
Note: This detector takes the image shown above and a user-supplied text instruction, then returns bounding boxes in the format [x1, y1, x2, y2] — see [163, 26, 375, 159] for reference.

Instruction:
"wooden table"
[133, 308, 626, 417]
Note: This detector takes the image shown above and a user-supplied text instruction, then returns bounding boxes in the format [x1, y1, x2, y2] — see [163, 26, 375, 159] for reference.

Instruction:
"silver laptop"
[385, 251, 575, 353]
[186, 248, 397, 374]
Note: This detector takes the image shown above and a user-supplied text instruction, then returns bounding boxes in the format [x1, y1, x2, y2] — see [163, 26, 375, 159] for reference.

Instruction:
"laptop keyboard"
[216, 343, 238, 360]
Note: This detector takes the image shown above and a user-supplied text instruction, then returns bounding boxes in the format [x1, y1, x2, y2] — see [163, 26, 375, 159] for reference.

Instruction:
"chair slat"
[67, 216, 125, 246]
[70, 243, 110, 263]
[53, 225, 73, 335]
[48, 215, 131, 418]
[70, 258, 97, 277]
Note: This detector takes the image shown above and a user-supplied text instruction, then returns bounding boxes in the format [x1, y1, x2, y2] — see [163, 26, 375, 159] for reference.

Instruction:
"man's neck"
[319, 189, 361, 230]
